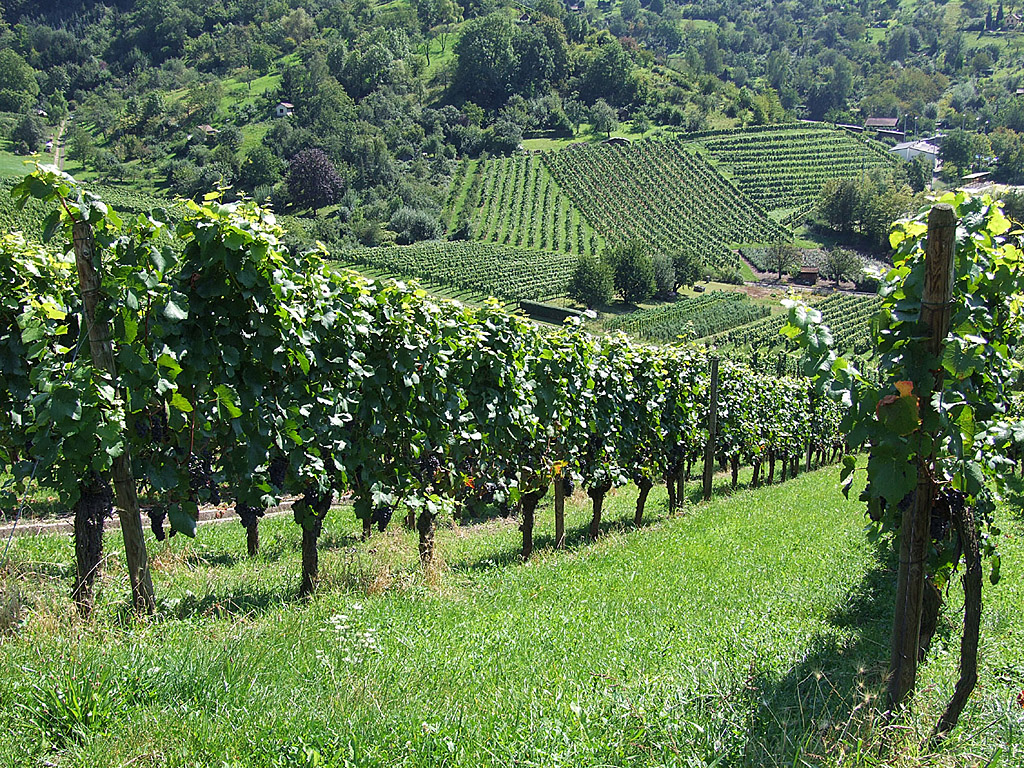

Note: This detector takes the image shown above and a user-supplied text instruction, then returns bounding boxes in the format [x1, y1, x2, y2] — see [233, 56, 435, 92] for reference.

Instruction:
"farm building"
[793, 267, 819, 286]
[864, 117, 899, 130]
[889, 139, 939, 162]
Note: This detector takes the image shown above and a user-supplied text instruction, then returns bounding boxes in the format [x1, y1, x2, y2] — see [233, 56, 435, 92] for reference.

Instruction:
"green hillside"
[694, 125, 900, 217]
[338, 240, 576, 302]
[2, 465, 1021, 766]
[543, 138, 790, 271]
[444, 154, 603, 257]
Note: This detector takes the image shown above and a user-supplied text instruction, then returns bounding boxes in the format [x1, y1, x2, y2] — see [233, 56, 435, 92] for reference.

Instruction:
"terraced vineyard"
[543, 139, 789, 271]
[0, 177, 181, 244]
[337, 241, 575, 301]
[443, 155, 602, 257]
[604, 291, 769, 343]
[695, 125, 898, 214]
[710, 292, 881, 358]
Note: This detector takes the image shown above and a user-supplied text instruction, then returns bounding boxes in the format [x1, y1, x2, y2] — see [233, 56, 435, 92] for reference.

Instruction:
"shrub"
[567, 254, 614, 308]
[652, 252, 676, 297]
[609, 240, 655, 304]
[389, 207, 443, 245]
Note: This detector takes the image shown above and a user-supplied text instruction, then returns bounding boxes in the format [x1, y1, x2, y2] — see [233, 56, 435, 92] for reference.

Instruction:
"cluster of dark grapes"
[268, 456, 287, 490]
[188, 452, 220, 504]
[141, 410, 169, 444]
[371, 504, 393, 532]
[416, 453, 441, 481]
[930, 489, 964, 542]
[148, 507, 168, 541]
[562, 475, 575, 496]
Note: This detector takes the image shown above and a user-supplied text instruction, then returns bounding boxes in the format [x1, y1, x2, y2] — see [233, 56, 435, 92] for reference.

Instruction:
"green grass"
[0, 149, 35, 178]
[1, 465, 1021, 766]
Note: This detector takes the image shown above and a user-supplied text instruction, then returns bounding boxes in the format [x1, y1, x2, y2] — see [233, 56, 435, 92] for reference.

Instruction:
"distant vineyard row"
[543, 139, 788, 270]
[443, 156, 603, 258]
[710, 292, 881, 359]
[695, 127, 898, 212]
[604, 291, 770, 343]
[337, 241, 575, 302]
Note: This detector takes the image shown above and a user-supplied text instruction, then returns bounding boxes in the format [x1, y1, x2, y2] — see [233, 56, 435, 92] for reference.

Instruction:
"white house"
[889, 139, 939, 162]
[275, 102, 294, 118]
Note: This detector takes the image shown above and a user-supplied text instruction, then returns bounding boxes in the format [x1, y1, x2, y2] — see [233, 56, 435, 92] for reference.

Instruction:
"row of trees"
[568, 239, 704, 308]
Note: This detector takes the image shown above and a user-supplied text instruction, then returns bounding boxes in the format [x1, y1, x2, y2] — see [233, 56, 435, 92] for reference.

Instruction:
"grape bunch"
[148, 410, 169, 444]
[562, 474, 575, 497]
[268, 455, 287, 490]
[417, 453, 441, 481]
[188, 452, 220, 505]
[371, 504, 393, 532]
[148, 507, 167, 541]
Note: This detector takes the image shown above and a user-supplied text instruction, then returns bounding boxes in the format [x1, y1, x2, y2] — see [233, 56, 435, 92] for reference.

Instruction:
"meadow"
[1, 465, 1021, 767]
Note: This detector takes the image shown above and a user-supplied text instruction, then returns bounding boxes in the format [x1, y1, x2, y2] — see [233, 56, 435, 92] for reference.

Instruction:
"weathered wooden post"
[554, 472, 566, 549]
[72, 218, 156, 614]
[887, 203, 955, 711]
[702, 356, 719, 502]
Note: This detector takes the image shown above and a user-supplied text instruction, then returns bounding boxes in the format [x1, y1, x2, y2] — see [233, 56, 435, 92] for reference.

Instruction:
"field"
[336, 240, 577, 302]
[603, 290, 770, 343]
[693, 125, 899, 216]
[443, 155, 603, 257]
[710, 292, 882, 361]
[543, 138, 789, 270]
[1, 465, 1021, 767]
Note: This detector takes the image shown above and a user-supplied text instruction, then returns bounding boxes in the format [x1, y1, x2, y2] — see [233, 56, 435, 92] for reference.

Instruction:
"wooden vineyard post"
[702, 356, 719, 502]
[887, 203, 956, 712]
[554, 472, 566, 550]
[72, 219, 156, 614]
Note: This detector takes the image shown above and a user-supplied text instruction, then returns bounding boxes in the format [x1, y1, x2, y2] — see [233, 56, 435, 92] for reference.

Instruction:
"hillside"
[444, 154, 603, 257]
[543, 137, 789, 271]
[2, 465, 1020, 767]
[338, 240, 576, 302]
[693, 124, 901, 219]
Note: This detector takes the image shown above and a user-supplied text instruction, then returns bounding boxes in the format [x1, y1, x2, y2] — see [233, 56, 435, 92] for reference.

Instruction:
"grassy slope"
[1, 465, 1021, 767]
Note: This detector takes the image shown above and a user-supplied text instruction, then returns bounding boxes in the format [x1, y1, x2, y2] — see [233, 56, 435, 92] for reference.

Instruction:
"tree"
[819, 247, 862, 287]
[651, 252, 675, 297]
[609, 240, 655, 304]
[568, 254, 614, 308]
[906, 153, 934, 192]
[817, 178, 860, 234]
[940, 129, 973, 170]
[765, 242, 799, 280]
[239, 145, 281, 190]
[452, 14, 518, 108]
[389, 207, 443, 244]
[11, 115, 44, 154]
[671, 249, 701, 290]
[67, 125, 97, 172]
[564, 98, 587, 134]
[590, 99, 617, 138]
[287, 148, 345, 213]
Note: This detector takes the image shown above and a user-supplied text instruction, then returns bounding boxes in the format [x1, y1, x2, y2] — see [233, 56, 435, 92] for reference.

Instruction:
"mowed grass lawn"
[1, 465, 1021, 767]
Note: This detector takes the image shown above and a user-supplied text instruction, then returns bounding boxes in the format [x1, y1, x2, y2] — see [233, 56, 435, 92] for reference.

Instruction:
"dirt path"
[1, 498, 298, 540]
[52, 118, 67, 169]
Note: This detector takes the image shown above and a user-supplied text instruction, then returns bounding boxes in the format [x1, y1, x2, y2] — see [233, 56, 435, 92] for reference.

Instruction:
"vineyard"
[337, 240, 576, 302]
[0, 177, 180, 245]
[543, 139, 789, 270]
[694, 125, 898, 214]
[443, 155, 603, 257]
[603, 291, 769, 343]
[709, 292, 881, 360]
[1, 172, 1022, 767]
[2, 171, 851, 619]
